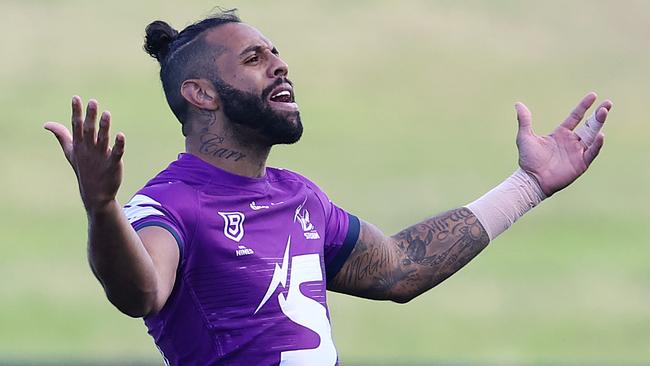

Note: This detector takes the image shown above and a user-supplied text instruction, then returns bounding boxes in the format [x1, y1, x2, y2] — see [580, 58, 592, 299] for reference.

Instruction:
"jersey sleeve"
[321, 201, 360, 281]
[304, 180, 360, 281]
[122, 182, 196, 260]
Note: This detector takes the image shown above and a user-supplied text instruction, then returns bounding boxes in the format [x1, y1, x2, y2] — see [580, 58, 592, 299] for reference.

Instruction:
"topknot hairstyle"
[143, 21, 179, 62]
[143, 8, 242, 135]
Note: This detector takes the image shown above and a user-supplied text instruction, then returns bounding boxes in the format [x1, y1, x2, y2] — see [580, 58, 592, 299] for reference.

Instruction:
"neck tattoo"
[199, 133, 247, 162]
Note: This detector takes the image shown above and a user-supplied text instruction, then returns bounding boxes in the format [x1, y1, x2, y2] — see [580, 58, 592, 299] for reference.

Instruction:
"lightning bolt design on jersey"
[254, 236, 291, 314]
[252, 198, 337, 364]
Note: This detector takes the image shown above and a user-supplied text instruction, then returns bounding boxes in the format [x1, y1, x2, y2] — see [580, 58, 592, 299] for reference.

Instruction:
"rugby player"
[44, 9, 612, 365]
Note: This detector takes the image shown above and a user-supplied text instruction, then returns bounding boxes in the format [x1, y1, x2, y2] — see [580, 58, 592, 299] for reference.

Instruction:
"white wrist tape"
[574, 113, 604, 146]
[465, 168, 546, 240]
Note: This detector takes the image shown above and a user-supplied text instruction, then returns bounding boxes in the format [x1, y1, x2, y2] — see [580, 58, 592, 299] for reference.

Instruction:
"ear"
[180, 79, 219, 110]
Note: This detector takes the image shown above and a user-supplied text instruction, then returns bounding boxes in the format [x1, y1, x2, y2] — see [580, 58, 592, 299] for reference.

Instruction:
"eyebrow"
[239, 44, 280, 57]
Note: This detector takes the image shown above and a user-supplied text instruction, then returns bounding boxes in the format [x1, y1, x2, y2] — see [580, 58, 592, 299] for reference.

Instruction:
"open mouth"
[269, 85, 296, 104]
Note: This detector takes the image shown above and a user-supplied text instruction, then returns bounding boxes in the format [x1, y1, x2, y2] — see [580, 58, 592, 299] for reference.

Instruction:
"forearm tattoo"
[330, 208, 490, 302]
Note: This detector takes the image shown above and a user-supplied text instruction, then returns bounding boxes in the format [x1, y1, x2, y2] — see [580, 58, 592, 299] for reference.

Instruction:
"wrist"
[516, 168, 547, 201]
[465, 168, 546, 241]
[85, 198, 120, 217]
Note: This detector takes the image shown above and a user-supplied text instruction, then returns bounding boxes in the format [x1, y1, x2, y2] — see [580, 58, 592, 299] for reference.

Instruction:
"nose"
[268, 53, 289, 78]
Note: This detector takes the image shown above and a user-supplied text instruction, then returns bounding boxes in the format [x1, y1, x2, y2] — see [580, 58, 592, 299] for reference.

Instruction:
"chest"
[195, 191, 324, 253]
[183, 191, 327, 304]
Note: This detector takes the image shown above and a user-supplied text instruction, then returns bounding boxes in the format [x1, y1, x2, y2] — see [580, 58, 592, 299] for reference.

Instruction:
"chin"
[268, 116, 303, 146]
[286, 111, 301, 126]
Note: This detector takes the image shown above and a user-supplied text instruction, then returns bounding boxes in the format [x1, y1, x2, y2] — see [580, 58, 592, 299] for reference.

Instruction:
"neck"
[186, 125, 271, 178]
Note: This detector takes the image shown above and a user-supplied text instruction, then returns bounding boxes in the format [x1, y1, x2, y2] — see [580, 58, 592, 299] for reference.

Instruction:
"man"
[44, 9, 612, 366]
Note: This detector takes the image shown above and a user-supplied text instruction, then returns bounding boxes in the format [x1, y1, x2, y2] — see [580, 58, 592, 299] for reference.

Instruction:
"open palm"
[515, 92, 612, 196]
[44, 96, 125, 211]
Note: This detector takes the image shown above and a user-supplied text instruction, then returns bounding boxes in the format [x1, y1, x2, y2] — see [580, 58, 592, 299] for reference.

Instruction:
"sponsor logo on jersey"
[218, 211, 245, 242]
[235, 245, 255, 257]
[250, 201, 270, 210]
[303, 231, 320, 240]
[294, 198, 321, 240]
[250, 201, 285, 210]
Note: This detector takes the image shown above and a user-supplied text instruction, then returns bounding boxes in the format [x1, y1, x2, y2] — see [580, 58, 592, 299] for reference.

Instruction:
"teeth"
[274, 90, 291, 98]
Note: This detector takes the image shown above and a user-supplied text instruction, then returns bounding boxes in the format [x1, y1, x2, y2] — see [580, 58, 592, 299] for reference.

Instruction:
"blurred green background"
[1, 0, 648, 365]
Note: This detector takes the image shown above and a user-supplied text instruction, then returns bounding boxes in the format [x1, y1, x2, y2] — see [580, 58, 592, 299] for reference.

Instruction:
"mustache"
[261, 77, 294, 100]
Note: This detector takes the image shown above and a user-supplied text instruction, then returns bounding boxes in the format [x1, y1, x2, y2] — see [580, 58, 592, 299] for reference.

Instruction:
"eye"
[245, 55, 260, 64]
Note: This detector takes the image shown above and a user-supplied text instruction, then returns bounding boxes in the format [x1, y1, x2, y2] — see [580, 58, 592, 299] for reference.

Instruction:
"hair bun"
[144, 20, 179, 62]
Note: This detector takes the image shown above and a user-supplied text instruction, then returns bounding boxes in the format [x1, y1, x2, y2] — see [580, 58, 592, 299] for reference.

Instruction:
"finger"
[44, 122, 74, 161]
[597, 99, 613, 115]
[83, 99, 99, 145]
[515, 102, 534, 137]
[96, 111, 111, 153]
[71, 96, 84, 144]
[575, 106, 608, 147]
[110, 132, 126, 162]
[584, 132, 605, 166]
[560, 92, 597, 130]
[595, 100, 613, 122]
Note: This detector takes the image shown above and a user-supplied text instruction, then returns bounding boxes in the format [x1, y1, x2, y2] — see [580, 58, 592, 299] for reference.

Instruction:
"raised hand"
[515, 92, 612, 197]
[44, 96, 125, 212]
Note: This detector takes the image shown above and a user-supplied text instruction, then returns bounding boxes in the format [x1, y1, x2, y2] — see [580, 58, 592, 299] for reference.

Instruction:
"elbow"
[105, 287, 160, 318]
[119, 306, 149, 319]
[118, 301, 155, 318]
[388, 290, 416, 304]
[391, 296, 412, 304]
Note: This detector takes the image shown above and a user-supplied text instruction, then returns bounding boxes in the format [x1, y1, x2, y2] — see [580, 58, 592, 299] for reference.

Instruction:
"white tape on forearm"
[574, 113, 604, 146]
[465, 169, 546, 240]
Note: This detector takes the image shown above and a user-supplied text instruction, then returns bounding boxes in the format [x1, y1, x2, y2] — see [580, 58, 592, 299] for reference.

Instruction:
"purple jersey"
[123, 153, 359, 365]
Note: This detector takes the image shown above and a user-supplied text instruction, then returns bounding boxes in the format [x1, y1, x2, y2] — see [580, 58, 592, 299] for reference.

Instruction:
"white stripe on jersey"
[123, 194, 165, 223]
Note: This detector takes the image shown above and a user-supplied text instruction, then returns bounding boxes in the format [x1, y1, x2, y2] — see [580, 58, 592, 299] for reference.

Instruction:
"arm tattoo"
[329, 208, 490, 302]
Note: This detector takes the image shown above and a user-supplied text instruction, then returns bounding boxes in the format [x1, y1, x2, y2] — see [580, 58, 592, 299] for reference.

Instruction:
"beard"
[211, 77, 303, 146]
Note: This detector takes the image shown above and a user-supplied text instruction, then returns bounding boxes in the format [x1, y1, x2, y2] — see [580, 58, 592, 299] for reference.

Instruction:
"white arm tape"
[465, 168, 546, 241]
[574, 113, 604, 146]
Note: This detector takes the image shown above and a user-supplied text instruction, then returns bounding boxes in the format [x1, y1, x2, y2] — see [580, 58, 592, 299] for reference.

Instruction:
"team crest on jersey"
[295, 199, 321, 240]
[218, 211, 245, 242]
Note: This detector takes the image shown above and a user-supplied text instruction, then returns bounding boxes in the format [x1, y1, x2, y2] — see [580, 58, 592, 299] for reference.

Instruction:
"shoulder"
[124, 180, 200, 254]
[267, 167, 334, 215]
[135, 157, 204, 211]
[135, 180, 198, 208]
[125, 180, 199, 226]
[267, 167, 324, 193]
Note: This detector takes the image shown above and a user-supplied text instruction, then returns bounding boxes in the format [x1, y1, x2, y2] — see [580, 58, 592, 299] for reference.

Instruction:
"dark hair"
[144, 9, 241, 135]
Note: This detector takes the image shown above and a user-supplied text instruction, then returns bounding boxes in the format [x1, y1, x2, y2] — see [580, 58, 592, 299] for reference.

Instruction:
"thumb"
[44, 122, 73, 161]
[110, 132, 126, 163]
[515, 102, 534, 137]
